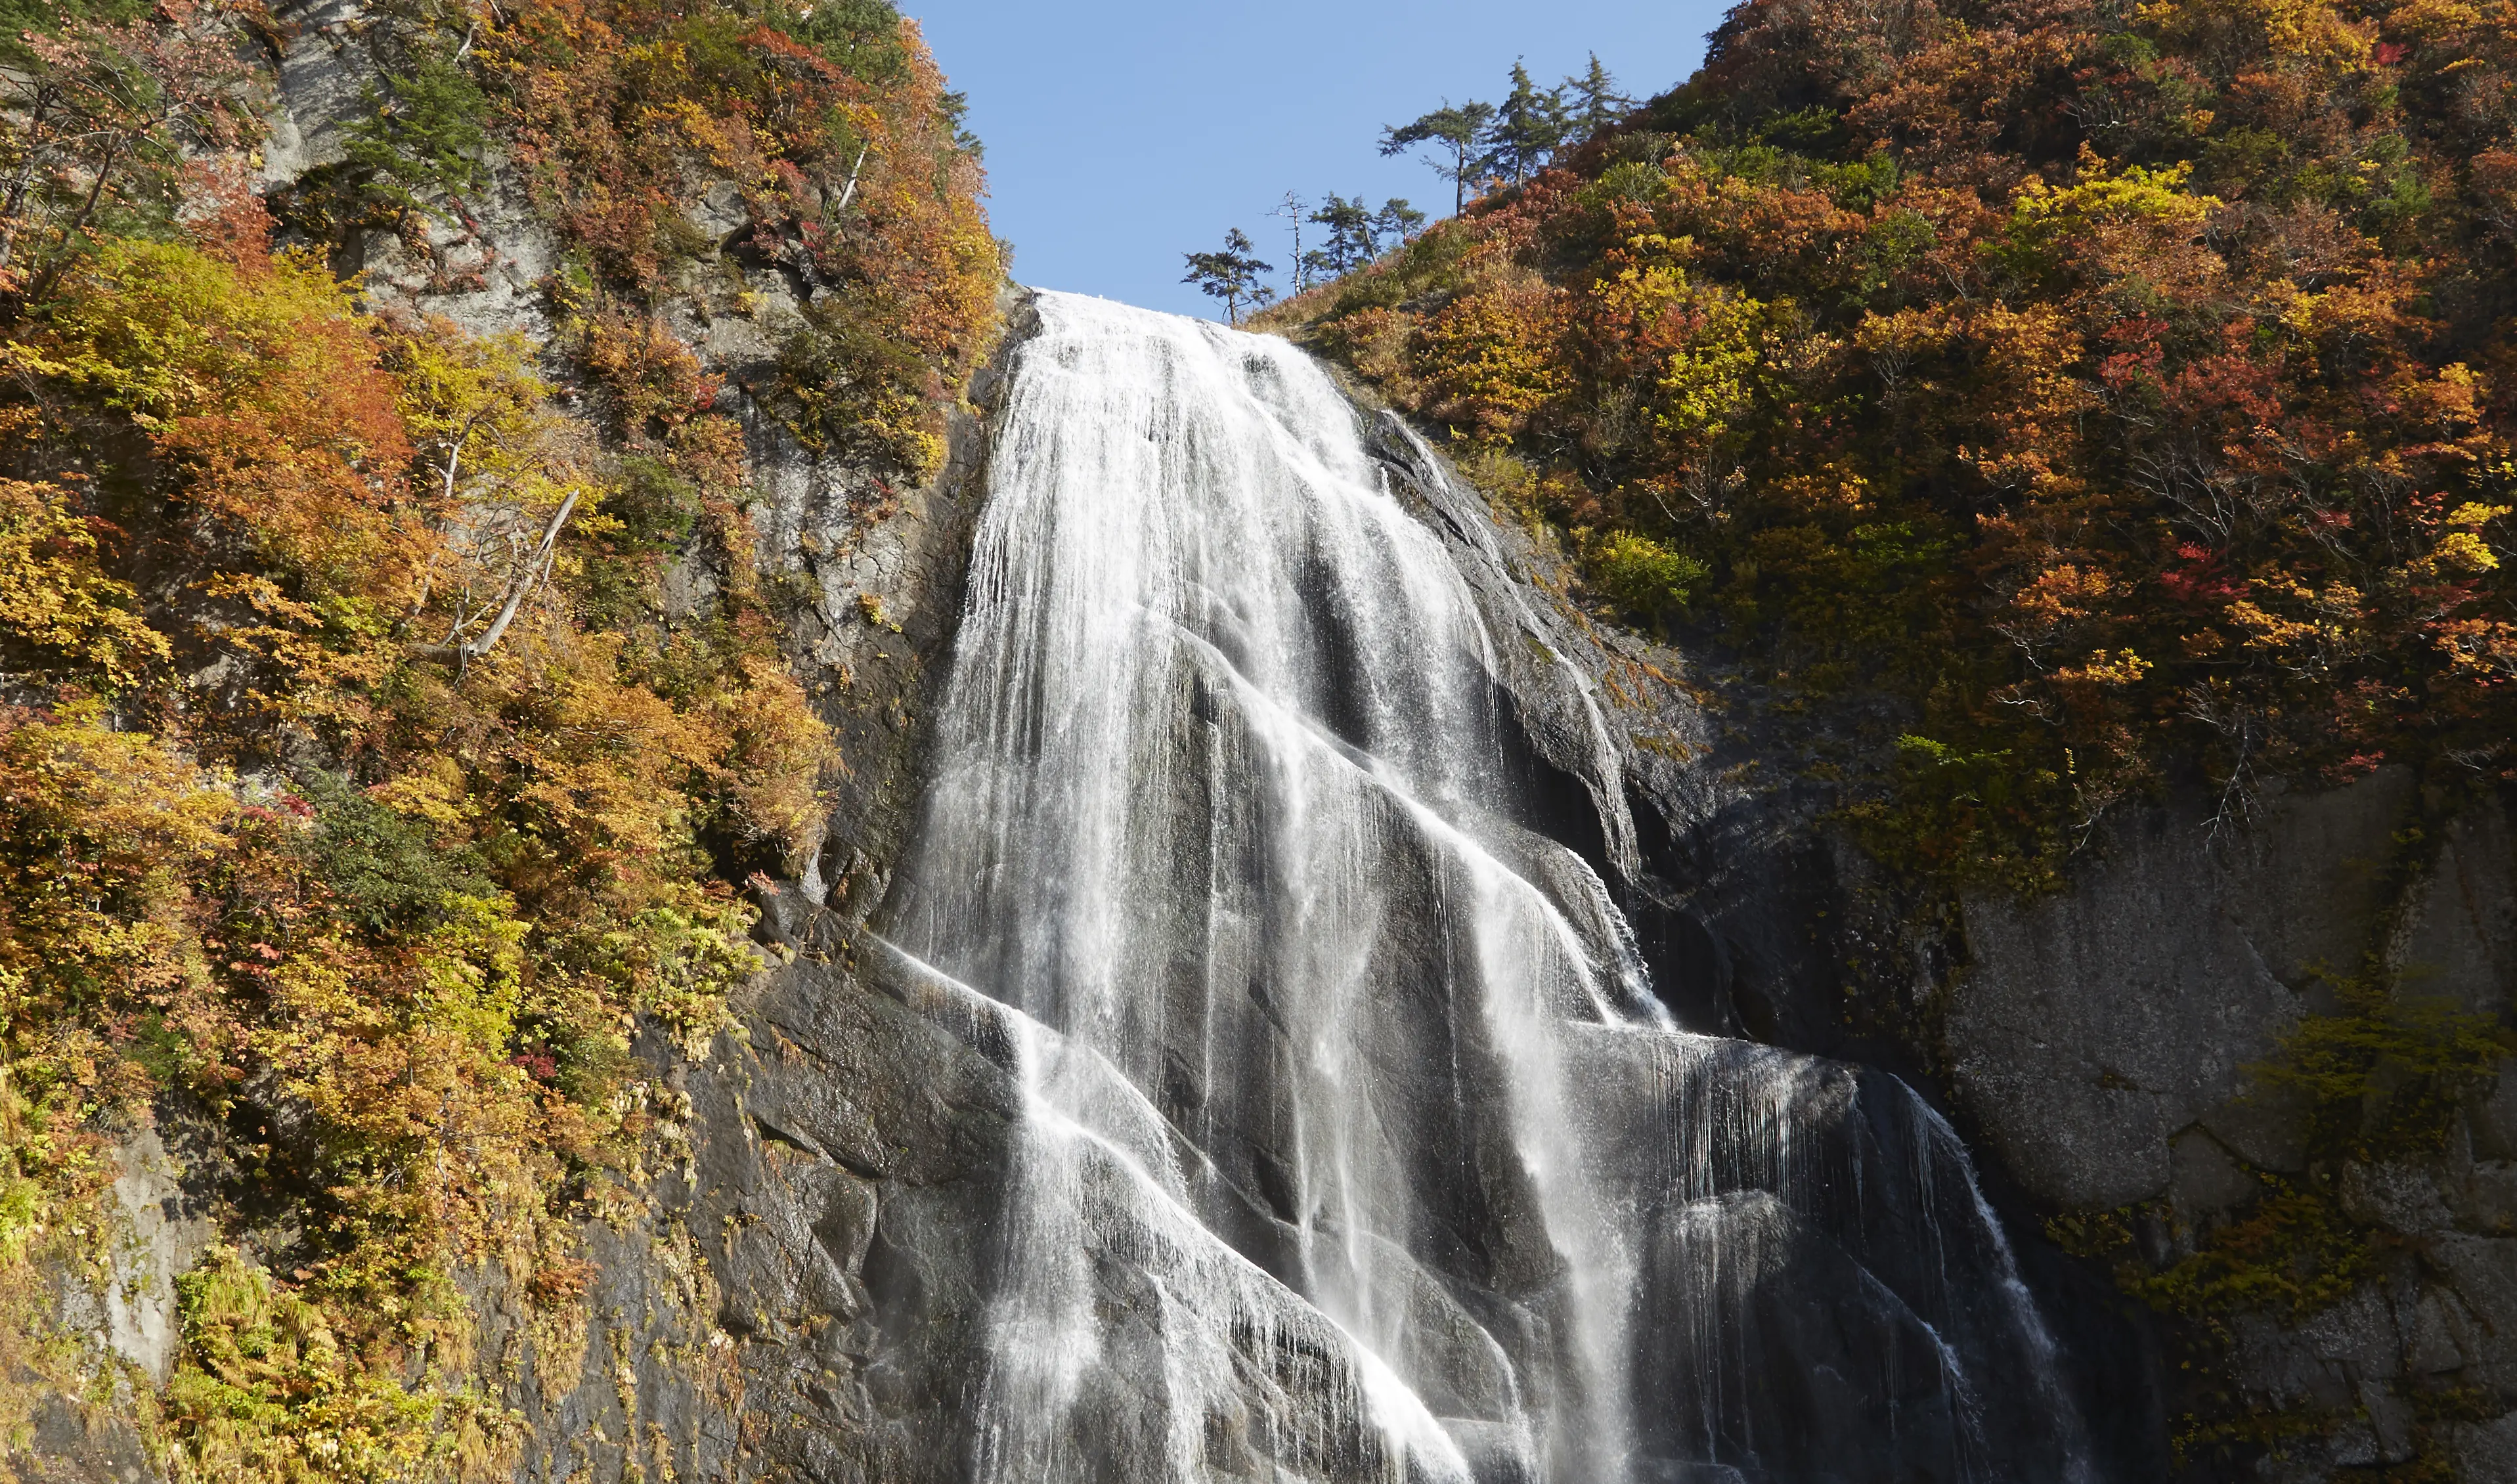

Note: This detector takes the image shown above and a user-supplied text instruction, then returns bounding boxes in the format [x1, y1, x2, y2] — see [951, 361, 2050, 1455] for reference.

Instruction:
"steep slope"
[1264, 0, 2516, 889]
[0, 1, 1001, 1477]
[5, 1, 2514, 1481]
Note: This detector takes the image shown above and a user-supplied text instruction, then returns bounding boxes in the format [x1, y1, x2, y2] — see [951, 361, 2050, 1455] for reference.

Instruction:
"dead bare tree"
[419, 492, 579, 664]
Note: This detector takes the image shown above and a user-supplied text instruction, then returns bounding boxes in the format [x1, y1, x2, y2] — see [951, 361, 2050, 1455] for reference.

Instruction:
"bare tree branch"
[462, 491, 577, 658]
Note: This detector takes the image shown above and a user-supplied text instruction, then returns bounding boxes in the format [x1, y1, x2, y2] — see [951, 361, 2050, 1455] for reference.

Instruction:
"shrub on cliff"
[0, 0, 995, 1474]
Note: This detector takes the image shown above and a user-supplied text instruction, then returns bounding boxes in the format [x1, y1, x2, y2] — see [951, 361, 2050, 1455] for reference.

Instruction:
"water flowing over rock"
[877, 292, 2095, 1484]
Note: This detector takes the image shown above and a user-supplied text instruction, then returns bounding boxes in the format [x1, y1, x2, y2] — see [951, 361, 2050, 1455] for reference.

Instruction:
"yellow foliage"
[2422, 503, 2508, 578]
[363, 758, 472, 833]
[2385, 0, 2484, 36]
[163, 1248, 519, 1484]
[1416, 280, 1571, 445]
[2053, 649, 2156, 686]
[2137, 0, 2375, 68]
[1651, 286, 1766, 451]
[0, 705, 232, 1030]
[0, 189, 833, 1484]
[1587, 530, 1711, 615]
[387, 320, 588, 520]
[18, 239, 420, 603]
[0, 477, 169, 691]
[1852, 307, 1958, 379]
[2433, 530, 2501, 575]
[708, 653, 836, 859]
[2003, 564, 2118, 647]
[2009, 152, 2216, 245]
[1315, 306, 1419, 399]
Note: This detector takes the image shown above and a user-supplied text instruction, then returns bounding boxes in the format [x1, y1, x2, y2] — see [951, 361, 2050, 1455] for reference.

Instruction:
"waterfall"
[880, 292, 2093, 1483]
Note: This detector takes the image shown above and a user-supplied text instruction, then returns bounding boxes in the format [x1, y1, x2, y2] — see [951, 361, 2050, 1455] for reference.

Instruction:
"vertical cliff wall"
[1951, 780, 2517, 1479]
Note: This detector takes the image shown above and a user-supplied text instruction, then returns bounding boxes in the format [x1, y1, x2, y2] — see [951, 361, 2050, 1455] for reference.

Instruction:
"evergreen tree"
[1295, 196, 1428, 283]
[1181, 228, 1273, 324]
[1372, 198, 1426, 250]
[1477, 61, 1570, 186]
[1305, 193, 1376, 277]
[1562, 53, 1632, 137]
[1379, 99, 1496, 214]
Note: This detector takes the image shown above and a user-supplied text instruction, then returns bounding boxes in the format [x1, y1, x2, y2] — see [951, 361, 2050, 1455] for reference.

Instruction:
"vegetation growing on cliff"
[0, 0, 996, 1475]
[2043, 795, 2514, 1473]
[1263, 0, 2517, 890]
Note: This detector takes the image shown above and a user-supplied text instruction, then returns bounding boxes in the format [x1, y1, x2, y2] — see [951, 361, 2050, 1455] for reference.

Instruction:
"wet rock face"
[19, 16, 2509, 1477]
[659, 958, 1022, 1484]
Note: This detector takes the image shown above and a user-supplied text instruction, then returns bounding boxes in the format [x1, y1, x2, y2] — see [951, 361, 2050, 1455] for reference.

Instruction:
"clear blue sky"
[904, 1, 1732, 320]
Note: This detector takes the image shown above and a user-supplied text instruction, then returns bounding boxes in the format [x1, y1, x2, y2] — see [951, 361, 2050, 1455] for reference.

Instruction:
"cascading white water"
[881, 292, 2093, 1483]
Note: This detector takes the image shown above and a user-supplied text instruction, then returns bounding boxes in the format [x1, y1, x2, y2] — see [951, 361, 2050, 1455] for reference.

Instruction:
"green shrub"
[2254, 976, 2512, 1163]
[768, 301, 942, 475]
[344, 56, 491, 213]
[298, 772, 493, 938]
[1587, 530, 1707, 617]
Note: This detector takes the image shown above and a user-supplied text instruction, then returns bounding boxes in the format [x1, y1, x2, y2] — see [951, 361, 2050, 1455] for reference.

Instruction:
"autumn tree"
[0, 0, 991, 1471]
[0, 1, 246, 310]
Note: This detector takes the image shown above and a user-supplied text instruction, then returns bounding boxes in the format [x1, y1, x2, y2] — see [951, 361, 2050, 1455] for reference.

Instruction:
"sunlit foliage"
[1269, 0, 2517, 889]
[480, 0, 1001, 476]
[0, 0, 992, 1473]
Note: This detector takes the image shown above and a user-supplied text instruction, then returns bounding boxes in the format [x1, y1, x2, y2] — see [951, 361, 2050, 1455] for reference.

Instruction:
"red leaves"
[506, 1049, 559, 1083]
[2160, 543, 2245, 603]
[573, 309, 715, 440]
[1291, 0, 2517, 861]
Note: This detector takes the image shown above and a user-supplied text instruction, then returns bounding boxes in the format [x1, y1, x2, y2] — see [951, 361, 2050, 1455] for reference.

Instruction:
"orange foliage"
[0, 26, 854, 1461]
[1281, 0, 2517, 882]
[1418, 278, 1573, 445]
[479, 0, 999, 473]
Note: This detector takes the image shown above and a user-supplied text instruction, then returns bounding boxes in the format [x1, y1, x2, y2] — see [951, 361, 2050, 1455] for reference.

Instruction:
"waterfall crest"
[881, 292, 2093, 1483]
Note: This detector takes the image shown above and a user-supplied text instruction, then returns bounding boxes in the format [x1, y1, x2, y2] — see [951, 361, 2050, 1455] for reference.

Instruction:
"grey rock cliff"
[1952, 770, 2418, 1212]
[1950, 777, 2517, 1479]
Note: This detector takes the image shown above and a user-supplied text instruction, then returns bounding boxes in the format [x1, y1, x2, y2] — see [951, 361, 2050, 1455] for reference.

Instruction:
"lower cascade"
[880, 291, 2095, 1484]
